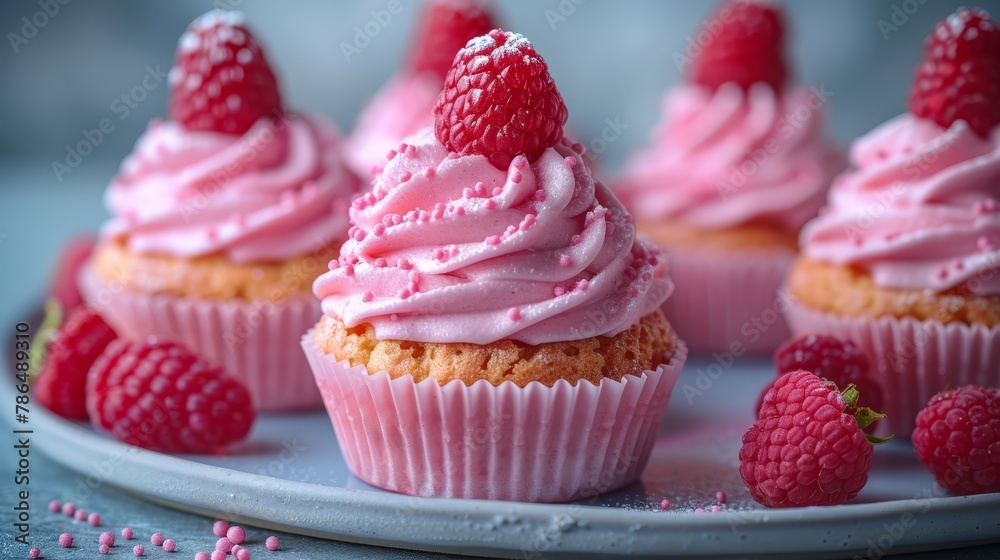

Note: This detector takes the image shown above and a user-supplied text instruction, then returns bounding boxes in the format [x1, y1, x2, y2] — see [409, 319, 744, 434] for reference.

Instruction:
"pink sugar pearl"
[659, 499, 671, 510]
[89, 512, 101, 526]
[59, 532, 73, 547]
[122, 527, 134, 540]
[100, 531, 115, 546]
[216, 537, 233, 552]
[61, 502, 75, 516]
[265, 535, 280, 551]
[74, 509, 87, 522]
[716, 490, 727, 504]
[134, 544, 145, 556]
[227, 525, 246, 545]
[151, 532, 165, 546]
[235, 547, 251, 560]
[212, 520, 229, 537]
[48, 499, 60, 512]
[212, 551, 227, 560]
[29, 547, 40, 558]
[100, 543, 111, 554]
[195, 553, 211, 560]
[163, 538, 176, 552]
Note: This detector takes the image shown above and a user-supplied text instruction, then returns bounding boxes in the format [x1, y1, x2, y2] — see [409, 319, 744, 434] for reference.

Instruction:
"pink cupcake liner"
[300, 328, 688, 503]
[785, 301, 1000, 437]
[79, 265, 323, 412]
[661, 245, 795, 356]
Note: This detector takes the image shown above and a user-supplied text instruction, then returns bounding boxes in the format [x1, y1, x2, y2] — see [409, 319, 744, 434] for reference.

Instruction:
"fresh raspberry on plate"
[33, 306, 117, 420]
[909, 7, 1000, 137]
[86, 340, 255, 453]
[433, 28, 568, 169]
[48, 233, 97, 313]
[754, 335, 883, 416]
[690, 0, 787, 91]
[912, 385, 1000, 495]
[409, 0, 497, 81]
[169, 10, 283, 134]
[740, 370, 889, 508]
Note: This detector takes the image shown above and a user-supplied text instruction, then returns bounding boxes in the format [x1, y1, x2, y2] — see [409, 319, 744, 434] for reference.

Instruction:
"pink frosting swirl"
[103, 114, 360, 263]
[801, 114, 1000, 295]
[314, 128, 673, 345]
[343, 72, 440, 179]
[615, 83, 845, 232]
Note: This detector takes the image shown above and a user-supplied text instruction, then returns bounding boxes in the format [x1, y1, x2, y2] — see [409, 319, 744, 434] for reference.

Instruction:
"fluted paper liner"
[786, 301, 1000, 437]
[661, 246, 795, 356]
[301, 328, 687, 503]
[79, 265, 323, 412]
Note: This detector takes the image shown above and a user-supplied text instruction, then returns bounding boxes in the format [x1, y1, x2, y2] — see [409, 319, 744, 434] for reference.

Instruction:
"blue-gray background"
[0, 0, 978, 322]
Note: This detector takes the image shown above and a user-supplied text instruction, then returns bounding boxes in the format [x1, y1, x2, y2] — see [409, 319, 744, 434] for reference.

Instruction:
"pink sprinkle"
[213, 521, 229, 537]
[570, 235, 582, 246]
[937, 268, 949, 280]
[235, 547, 251, 560]
[456, 206, 466, 216]
[100, 543, 111, 554]
[485, 199, 496, 210]
[955, 260, 965, 270]
[163, 539, 176, 552]
[328, 259, 340, 270]
[432, 206, 445, 220]
[492, 186, 503, 196]
[390, 313, 399, 321]
[577, 278, 589, 292]
[62, 502, 75, 516]
[564, 156, 577, 168]
[508, 307, 521, 321]
[694, 508, 706, 514]
[374, 257, 387, 268]
[716, 490, 727, 503]
[462, 187, 473, 199]
[122, 527, 134, 540]
[196, 553, 211, 560]
[100, 532, 115, 546]
[475, 182, 487, 195]
[510, 171, 522, 184]
[979, 236, 995, 252]
[59, 532, 74, 547]
[485, 235, 501, 246]
[534, 189, 547, 201]
[559, 255, 573, 267]
[265, 536, 280, 551]
[405, 145, 417, 158]
[75, 509, 87, 521]
[88, 512, 101, 526]
[352, 228, 366, 242]
[216, 537, 233, 552]
[433, 247, 446, 261]
[151, 532, 164, 546]
[386, 149, 397, 160]
[344, 264, 355, 276]
[418, 210, 430, 222]
[572, 142, 586, 154]
[659, 499, 671, 510]
[425, 167, 436, 178]
[212, 551, 227, 560]
[134, 545, 145, 557]
[29, 547, 41, 559]
[361, 291, 374, 303]
[48, 499, 60, 512]
[227, 526, 246, 545]
[400, 170, 412, 182]
[398, 142, 408, 152]
[398, 258, 413, 270]
[372, 223, 386, 236]
[711, 505, 723, 513]
[554, 286, 566, 297]
[513, 156, 527, 169]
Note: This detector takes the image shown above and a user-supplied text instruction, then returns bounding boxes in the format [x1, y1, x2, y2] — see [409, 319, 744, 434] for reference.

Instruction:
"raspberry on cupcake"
[79, 10, 360, 411]
[614, 0, 846, 355]
[788, 7, 1000, 436]
[302, 29, 686, 502]
[342, 0, 498, 178]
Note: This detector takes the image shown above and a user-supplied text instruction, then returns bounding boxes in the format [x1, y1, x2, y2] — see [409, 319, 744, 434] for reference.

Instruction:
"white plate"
[10, 350, 1000, 559]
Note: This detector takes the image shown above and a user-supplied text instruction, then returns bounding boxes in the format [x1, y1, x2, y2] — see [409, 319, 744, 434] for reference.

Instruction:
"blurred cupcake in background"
[80, 10, 360, 412]
[614, 0, 845, 355]
[787, 7, 1000, 436]
[342, 0, 498, 179]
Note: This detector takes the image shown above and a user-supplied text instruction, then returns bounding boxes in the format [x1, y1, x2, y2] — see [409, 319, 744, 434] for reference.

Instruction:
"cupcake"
[614, 0, 845, 355]
[79, 11, 360, 411]
[302, 29, 686, 502]
[342, 0, 497, 178]
[787, 7, 1000, 436]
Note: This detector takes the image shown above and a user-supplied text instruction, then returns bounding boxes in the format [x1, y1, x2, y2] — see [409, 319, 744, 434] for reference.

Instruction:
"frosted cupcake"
[80, 11, 359, 411]
[342, 0, 496, 178]
[615, 0, 845, 355]
[302, 29, 686, 502]
[788, 7, 1000, 436]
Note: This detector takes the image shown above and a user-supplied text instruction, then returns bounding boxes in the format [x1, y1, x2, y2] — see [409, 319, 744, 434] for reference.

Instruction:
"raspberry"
[86, 340, 255, 453]
[740, 371, 889, 508]
[48, 233, 97, 313]
[690, 0, 787, 91]
[433, 29, 568, 169]
[754, 335, 883, 416]
[33, 307, 117, 420]
[408, 0, 497, 81]
[168, 10, 283, 135]
[908, 8, 1000, 137]
[912, 385, 1000, 495]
